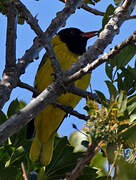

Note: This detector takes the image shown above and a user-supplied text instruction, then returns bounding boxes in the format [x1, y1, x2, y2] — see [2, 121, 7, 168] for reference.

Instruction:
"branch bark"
[5, 2, 17, 68]
[0, 1, 17, 108]
[64, 140, 104, 180]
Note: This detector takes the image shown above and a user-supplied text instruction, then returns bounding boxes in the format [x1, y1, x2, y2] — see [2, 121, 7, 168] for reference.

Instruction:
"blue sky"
[0, 0, 136, 136]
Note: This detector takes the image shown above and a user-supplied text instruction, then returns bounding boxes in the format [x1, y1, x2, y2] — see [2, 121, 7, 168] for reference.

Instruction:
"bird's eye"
[70, 31, 73, 35]
[70, 30, 75, 35]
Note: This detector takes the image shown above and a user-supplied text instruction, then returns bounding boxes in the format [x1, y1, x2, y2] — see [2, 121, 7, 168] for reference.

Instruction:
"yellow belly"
[34, 35, 91, 142]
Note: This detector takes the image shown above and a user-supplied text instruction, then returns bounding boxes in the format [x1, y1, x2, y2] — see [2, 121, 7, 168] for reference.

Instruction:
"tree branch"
[64, 140, 104, 180]
[5, 2, 17, 68]
[53, 102, 89, 121]
[81, 3, 104, 16]
[127, 15, 136, 20]
[122, 0, 136, 11]
[0, 1, 18, 108]
[69, 86, 99, 103]
[59, 0, 104, 16]
[17, 81, 40, 95]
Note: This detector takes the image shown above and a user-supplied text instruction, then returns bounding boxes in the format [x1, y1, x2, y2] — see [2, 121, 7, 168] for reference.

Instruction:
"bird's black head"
[58, 27, 98, 55]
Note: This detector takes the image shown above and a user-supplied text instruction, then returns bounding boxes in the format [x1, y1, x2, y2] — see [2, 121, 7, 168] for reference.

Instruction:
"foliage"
[0, 101, 98, 180]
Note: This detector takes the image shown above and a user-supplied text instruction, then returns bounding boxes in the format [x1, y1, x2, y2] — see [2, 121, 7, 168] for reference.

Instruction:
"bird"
[27, 27, 98, 166]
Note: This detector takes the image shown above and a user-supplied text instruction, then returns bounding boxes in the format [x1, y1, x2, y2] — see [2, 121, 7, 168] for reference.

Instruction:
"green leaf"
[127, 95, 136, 122]
[116, 72, 124, 92]
[105, 80, 117, 98]
[44, 137, 97, 180]
[95, 90, 109, 107]
[0, 110, 7, 124]
[0, 167, 19, 180]
[129, 110, 136, 123]
[125, 65, 136, 80]
[121, 123, 136, 145]
[77, 167, 98, 180]
[9, 146, 25, 166]
[105, 62, 113, 81]
[7, 99, 26, 118]
[102, 4, 115, 29]
[91, 152, 107, 177]
[6, 99, 27, 146]
[116, 65, 136, 94]
[0, 145, 14, 168]
[7, 99, 20, 118]
[117, 91, 127, 113]
[127, 95, 136, 115]
[112, 44, 136, 70]
[118, 157, 136, 179]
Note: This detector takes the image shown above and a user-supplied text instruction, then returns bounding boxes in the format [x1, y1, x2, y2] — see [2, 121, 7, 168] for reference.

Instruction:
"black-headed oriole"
[27, 27, 98, 165]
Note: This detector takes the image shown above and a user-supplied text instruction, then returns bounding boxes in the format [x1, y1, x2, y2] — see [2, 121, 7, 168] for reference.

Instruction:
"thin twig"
[21, 162, 28, 180]
[54, 102, 89, 121]
[65, 140, 104, 180]
[81, 4, 104, 16]
[69, 86, 99, 103]
[17, 81, 40, 95]
[127, 15, 136, 20]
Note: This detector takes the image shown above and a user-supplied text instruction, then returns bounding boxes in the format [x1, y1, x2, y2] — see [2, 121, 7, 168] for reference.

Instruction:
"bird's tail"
[29, 132, 56, 166]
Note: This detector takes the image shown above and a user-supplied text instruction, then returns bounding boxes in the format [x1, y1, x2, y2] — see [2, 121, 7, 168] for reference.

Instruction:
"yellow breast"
[34, 35, 90, 142]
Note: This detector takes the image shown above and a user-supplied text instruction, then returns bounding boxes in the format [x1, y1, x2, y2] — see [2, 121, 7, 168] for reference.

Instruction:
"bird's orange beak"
[81, 31, 98, 39]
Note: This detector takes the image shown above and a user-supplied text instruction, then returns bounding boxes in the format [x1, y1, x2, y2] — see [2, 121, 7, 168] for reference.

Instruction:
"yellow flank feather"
[29, 35, 91, 165]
